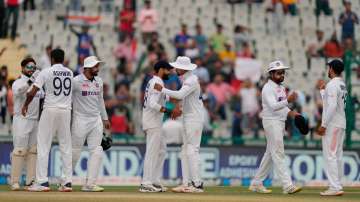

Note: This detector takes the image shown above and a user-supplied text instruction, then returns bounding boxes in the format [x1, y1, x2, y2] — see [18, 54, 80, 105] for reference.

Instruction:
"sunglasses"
[25, 64, 37, 71]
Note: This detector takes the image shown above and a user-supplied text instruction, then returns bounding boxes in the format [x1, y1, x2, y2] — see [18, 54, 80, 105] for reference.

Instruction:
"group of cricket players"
[10, 46, 348, 196]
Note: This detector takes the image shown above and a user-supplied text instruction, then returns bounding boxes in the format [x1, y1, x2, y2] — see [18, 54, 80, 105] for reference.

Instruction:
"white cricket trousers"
[142, 127, 167, 185]
[36, 108, 72, 184]
[12, 116, 37, 148]
[322, 125, 345, 191]
[181, 122, 203, 186]
[252, 119, 293, 190]
[72, 115, 103, 186]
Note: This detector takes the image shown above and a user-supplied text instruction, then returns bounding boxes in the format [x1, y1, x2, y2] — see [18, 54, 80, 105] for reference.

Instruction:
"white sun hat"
[170, 56, 197, 71]
[83, 56, 104, 68]
[267, 60, 290, 72]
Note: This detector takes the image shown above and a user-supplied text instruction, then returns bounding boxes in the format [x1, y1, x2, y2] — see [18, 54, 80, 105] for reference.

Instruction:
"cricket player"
[154, 56, 204, 193]
[317, 59, 347, 196]
[71, 56, 110, 192]
[249, 60, 302, 194]
[22, 49, 73, 192]
[140, 61, 178, 193]
[10, 58, 44, 191]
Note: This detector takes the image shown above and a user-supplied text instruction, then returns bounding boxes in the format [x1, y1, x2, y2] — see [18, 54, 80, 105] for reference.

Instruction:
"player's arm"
[263, 88, 289, 111]
[155, 82, 196, 100]
[69, 25, 80, 35]
[21, 85, 40, 116]
[99, 82, 110, 129]
[321, 86, 338, 128]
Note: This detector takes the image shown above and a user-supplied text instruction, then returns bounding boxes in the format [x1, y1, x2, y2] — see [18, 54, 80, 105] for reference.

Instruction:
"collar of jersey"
[81, 73, 96, 82]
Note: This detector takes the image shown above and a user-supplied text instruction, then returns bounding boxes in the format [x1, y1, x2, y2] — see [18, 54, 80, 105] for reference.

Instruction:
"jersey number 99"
[53, 77, 71, 96]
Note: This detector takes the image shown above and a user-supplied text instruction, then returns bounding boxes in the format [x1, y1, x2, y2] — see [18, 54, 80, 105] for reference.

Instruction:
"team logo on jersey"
[95, 83, 99, 88]
[82, 83, 90, 88]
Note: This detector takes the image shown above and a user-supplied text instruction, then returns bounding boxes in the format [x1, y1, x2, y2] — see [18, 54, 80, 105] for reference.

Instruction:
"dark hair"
[154, 60, 173, 73]
[328, 59, 344, 75]
[21, 57, 36, 67]
[50, 48, 65, 63]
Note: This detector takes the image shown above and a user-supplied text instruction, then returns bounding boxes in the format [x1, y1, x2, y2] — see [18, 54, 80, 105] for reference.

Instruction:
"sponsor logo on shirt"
[81, 91, 100, 96]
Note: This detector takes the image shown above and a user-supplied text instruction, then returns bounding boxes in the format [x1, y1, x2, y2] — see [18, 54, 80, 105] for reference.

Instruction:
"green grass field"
[0, 185, 359, 202]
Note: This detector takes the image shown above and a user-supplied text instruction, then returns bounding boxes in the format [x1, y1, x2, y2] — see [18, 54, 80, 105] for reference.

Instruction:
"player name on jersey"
[53, 71, 72, 77]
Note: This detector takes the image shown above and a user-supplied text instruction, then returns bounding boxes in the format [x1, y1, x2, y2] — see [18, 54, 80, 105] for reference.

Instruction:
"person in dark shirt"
[339, 1, 359, 41]
[174, 24, 191, 56]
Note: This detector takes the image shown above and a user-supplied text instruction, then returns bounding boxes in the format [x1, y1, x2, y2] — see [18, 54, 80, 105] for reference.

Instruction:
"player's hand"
[103, 120, 111, 130]
[154, 83, 163, 92]
[287, 92, 298, 103]
[317, 80, 326, 90]
[287, 110, 300, 118]
[317, 126, 326, 136]
[21, 105, 28, 116]
[171, 106, 182, 119]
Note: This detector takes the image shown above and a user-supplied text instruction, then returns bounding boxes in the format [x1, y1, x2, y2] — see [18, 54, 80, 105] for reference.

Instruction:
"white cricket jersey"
[142, 76, 166, 130]
[162, 71, 204, 124]
[260, 79, 290, 121]
[320, 77, 347, 129]
[34, 64, 73, 110]
[13, 74, 44, 119]
[72, 74, 108, 120]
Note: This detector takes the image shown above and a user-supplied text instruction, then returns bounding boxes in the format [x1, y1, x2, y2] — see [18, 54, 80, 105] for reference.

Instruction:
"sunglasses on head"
[25, 64, 37, 71]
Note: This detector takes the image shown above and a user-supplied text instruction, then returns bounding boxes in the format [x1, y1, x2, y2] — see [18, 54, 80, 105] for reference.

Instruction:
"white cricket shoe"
[58, 182, 72, 192]
[81, 185, 104, 192]
[153, 184, 168, 192]
[320, 189, 344, 196]
[248, 184, 272, 194]
[10, 183, 20, 191]
[283, 185, 302, 194]
[28, 182, 51, 192]
[139, 184, 162, 193]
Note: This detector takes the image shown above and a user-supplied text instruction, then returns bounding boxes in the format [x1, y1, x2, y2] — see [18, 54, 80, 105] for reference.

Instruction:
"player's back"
[34, 64, 73, 110]
[324, 77, 347, 129]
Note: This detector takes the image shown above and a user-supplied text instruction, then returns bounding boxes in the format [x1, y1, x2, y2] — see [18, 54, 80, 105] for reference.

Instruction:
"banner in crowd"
[1, 143, 360, 186]
[234, 58, 262, 82]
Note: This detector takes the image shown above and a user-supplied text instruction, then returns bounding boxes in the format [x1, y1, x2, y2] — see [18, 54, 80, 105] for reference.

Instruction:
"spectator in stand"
[323, 32, 344, 58]
[118, 2, 135, 42]
[203, 45, 220, 79]
[267, 0, 284, 37]
[69, 0, 82, 12]
[207, 74, 234, 120]
[0, 76, 7, 125]
[147, 32, 165, 61]
[238, 42, 254, 58]
[193, 24, 207, 58]
[315, 0, 332, 16]
[4, 0, 21, 41]
[69, 24, 98, 73]
[113, 34, 137, 70]
[210, 24, 228, 53]
[174, 24, 191, 56]
[339, 1, 358, 41]
[234, 25, 251, 54]
[306, 30, 325, 58]
[192, 57, 210, 83]
[138, 0, 158, 44]
[7, 79, 14, 131]
[23, 0, 35, 11]
[219, 43, 236, 68]
[184, 39, 200, 60]
[0, 0, 5, 38]
[239, 79, 260, 136]
[282, 0, 297, 16]
[38, 45, 52, 70]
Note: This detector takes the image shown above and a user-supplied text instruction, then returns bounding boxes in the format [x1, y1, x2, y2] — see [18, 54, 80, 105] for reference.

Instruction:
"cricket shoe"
[139, 184, 162, 193]
[283, 185, 302, 194]
[58, 182, 72, 192]
[28, 182, 50, 192]
[10, 183, 20, 191]
[153, 184, 168, 192]
[24, 180, 35, 191]
[81, 185, 105, 192]
[320, 189, 344, 196]
[178, 181, 204, 193]
[248, 184, 272, 194]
